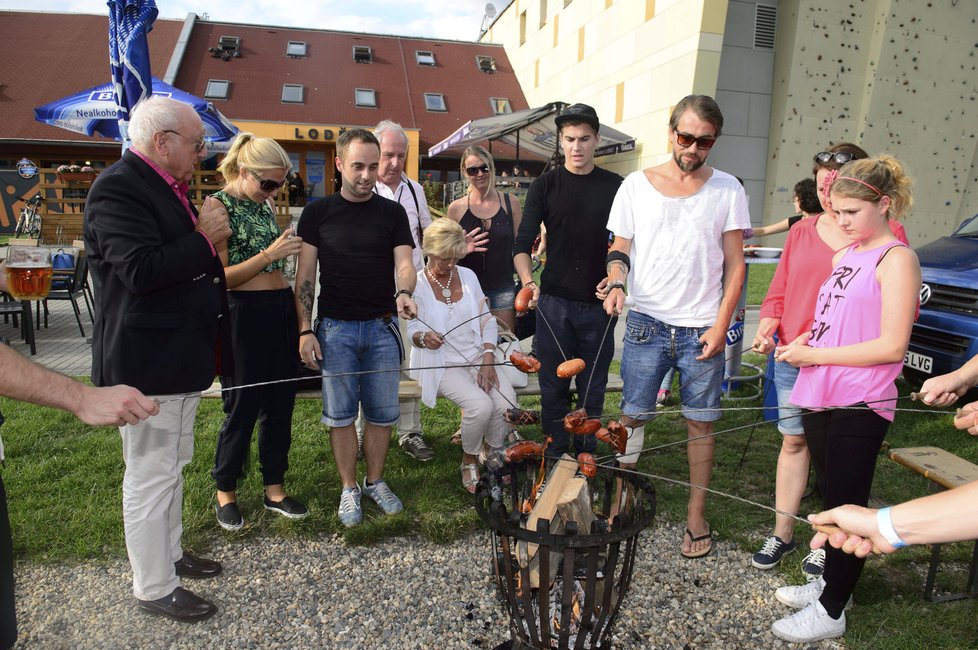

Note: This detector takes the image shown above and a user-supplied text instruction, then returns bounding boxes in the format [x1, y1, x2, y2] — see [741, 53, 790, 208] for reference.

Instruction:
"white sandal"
[460, 463, 480, 494]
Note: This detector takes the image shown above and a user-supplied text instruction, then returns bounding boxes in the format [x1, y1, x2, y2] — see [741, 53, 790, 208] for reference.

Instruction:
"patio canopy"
[427, 101, 636, 161]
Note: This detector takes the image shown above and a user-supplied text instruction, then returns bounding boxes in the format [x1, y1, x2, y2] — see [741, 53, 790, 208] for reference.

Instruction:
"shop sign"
[16, 158, 38, 179]
[292, 126, 344, 142]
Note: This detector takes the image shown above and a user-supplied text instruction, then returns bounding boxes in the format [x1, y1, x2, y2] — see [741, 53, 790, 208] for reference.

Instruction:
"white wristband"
[876, 507, 907, 548]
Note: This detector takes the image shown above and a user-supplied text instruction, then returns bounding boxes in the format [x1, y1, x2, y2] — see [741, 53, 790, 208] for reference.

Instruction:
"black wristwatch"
[394, 289, 413, 299]
[607, 281, 626, 292]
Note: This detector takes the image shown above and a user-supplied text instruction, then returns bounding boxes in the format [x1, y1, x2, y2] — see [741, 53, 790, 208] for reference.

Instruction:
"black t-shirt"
[515, 165, 623, 302]
[297, 192, 414, 320]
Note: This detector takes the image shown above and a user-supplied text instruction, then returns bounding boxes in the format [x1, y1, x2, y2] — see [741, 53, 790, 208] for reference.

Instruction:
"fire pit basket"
[475, 457, 656, 649]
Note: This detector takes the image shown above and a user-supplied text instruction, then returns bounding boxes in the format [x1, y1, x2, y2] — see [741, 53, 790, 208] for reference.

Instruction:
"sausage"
[504, 440, 545, 463]
[556, 358, 586, 378]
[577, 453, 597, 478]
[563, 408, 601, 434]
[510, 351, 541, 373]
[597, 420, 627, 455]
[514, 285, 535, 314]
[504, 408, 540, 426]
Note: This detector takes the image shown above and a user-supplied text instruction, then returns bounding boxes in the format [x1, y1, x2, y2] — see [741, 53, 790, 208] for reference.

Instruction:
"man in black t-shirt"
[513, 104, 623, 458]
[295, 128, 417, 528]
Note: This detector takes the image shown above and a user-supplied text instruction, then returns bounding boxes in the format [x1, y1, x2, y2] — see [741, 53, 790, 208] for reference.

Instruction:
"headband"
[835, 176, 883, 196]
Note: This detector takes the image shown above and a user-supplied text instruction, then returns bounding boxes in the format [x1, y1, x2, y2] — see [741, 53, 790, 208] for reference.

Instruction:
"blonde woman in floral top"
[211, 133, 307, 530]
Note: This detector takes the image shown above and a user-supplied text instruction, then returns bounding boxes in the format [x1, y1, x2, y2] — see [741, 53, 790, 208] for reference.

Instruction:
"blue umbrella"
[33, 77, 239, 146]
[108, 0, 157, 130]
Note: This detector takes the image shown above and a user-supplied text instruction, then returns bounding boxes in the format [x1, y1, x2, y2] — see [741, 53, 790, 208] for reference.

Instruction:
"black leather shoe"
[136, 586, 217, 622]
[263, 495, 309, 519]
[174, 551, 222, 579]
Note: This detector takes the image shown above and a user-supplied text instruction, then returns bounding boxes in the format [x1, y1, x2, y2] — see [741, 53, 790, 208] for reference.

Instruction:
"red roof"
[0, 12, 531, 159]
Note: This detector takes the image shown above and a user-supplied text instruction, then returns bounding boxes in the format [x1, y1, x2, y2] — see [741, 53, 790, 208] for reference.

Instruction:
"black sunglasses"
[464, 164, 490, 176]
[674, 130, 716, 150]
[814, 151, 857, 165]
[248, 169, 286, 193]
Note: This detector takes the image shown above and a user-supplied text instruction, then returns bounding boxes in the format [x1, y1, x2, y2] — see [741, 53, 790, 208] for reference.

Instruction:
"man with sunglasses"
[85, 96, 233, 621]
[602, 94, 749, 559]
[514, 103, 623, 460]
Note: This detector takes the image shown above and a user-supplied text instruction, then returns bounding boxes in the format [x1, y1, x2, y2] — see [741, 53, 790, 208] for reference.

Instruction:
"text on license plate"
[904, 350, 933, 373]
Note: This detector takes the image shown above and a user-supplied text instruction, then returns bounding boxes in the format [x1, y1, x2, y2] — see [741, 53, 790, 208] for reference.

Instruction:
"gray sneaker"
[362, 478, 403, 515]
[399, 433, 435, 462]
[337, 486, 362, 528]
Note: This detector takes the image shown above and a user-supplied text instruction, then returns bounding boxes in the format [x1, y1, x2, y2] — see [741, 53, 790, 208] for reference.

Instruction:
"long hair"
[217, 132, 291, 182]
[832, 155, 914, 220]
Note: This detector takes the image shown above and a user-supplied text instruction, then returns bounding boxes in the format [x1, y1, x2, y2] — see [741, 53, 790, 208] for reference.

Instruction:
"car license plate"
[904, 350, 933, 373]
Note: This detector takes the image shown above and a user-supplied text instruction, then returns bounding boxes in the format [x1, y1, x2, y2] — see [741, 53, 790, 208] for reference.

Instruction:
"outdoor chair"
[0, 292, 36, 355]
[37, 253, 91, 337]
[71, 240, 95, 318]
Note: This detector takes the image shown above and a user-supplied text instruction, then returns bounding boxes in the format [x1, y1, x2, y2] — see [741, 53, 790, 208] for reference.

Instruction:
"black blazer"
[84, 151, 231, 394]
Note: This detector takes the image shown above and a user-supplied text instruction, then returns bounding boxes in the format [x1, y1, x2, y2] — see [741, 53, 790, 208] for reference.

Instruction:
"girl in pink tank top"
[768, 156, 920, 644]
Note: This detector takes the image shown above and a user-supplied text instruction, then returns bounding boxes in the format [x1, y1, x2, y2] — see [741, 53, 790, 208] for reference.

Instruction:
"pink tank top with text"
[790, 242, 908, 421]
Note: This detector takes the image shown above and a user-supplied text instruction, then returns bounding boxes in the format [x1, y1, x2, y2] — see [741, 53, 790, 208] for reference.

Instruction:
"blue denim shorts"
[316, 317, 402, 427]
[484, 285, 517, 313]
[773, 359, 805, 435]
[620, 311, 724, 423]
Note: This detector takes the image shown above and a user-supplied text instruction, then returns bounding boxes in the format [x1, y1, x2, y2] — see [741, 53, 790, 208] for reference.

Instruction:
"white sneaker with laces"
[362, 478, 403, 515]
[802, 547, 826, 580]
[337, 486, 362, 528]
[772, 601, 845, 643]
[776, 577, 853, 610]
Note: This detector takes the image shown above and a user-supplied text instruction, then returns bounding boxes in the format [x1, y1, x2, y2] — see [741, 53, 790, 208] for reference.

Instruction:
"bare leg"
[684, 418, 715, 555]
[330, 424, 359, 489]
[216, 489, 236, 507]
[774, 434, 810, 541]
[496, 308, 516, 335]
[363, 422, 392, 484]
[264, 484, 286, 501]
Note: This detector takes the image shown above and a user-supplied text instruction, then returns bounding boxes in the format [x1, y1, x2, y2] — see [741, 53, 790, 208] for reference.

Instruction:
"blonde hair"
[422, 218, 467, 260]
[460, 145, 495, 190]
[218, 132, 291, 182]
[831, 155, 914, 220]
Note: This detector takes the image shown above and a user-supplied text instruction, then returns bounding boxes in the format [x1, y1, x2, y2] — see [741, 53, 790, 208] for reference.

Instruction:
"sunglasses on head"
[464, 164, 490, 176]
[814, 151, 857, 165]
[248, 169, 286, 193]
[674, 130, 716, 150]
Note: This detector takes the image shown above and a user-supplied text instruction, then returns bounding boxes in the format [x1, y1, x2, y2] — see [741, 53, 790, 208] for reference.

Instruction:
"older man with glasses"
[84, 95, 232, 622]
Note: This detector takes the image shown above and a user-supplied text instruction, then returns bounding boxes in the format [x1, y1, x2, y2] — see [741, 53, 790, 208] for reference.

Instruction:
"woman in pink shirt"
[769, 156, 920, 643]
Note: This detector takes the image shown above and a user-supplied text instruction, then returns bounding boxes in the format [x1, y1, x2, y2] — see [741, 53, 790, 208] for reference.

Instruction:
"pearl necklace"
[427, 265, 454, 302]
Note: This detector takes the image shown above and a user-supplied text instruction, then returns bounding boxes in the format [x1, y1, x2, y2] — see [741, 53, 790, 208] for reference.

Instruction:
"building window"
[476, 55, 496, 73]
[355, 88, 377, 108]
[282, 84, 304, 104]
[416, 50, 436, 66]
[519, 11, 527, 45]
[424, 93, 447, 112]
[754, 4, 777, 50]
[286, 41, 307, 57]
[539, 0, 548, 28]
[353, 45, 372, 63]
[564, 0, 572, 6]
[204, 79, 230, 100]
[490, 97, 512, 115]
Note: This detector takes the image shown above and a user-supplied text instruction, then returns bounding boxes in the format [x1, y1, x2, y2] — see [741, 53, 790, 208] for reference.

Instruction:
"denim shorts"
[620, 311, 724, 423]
[773, 359, 805, 435]
[316, 317, 402, 427]
[484, 285, 516, 313]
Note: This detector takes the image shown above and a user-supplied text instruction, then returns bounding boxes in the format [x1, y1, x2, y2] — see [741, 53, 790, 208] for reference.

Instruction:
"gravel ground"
[12, 521, 845, 649]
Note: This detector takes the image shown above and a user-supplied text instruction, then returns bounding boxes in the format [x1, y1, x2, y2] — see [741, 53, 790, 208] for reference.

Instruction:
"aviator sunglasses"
[248, 169, 286, 193]
[814, 151, 858, 165]
[465, 163, 491, 176]
[674, 130, 716, 150]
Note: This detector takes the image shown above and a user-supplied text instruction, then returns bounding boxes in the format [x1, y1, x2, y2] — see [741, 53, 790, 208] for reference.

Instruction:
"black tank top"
[458, 192, 515, 291]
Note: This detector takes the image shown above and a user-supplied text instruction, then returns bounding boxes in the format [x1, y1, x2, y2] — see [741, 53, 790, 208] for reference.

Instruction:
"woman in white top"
[408, 218, 516, 493]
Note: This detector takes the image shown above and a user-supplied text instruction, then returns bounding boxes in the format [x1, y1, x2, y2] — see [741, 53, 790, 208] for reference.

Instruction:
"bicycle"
[13, 193, 42, 239]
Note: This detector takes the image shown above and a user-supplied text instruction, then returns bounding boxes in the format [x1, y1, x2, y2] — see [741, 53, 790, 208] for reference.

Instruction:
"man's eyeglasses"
[164, 130, 207, 153]
[465, 164, 490, 176]
[674, 130, 716, 150]
[814, 151, 858, 165]
[248, 169, 286, 193]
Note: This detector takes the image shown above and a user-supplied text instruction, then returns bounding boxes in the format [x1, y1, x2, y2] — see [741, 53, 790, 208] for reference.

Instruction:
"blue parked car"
[904, 214, 978, 388]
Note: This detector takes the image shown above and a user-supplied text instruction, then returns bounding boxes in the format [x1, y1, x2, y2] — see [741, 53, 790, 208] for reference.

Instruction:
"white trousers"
[119, 395, 199, 601]
[438, 367, 515, 456]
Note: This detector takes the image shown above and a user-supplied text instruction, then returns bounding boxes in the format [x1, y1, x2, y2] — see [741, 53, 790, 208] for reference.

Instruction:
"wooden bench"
[889, 446, 978, 602]
[513, 373, 624, 397]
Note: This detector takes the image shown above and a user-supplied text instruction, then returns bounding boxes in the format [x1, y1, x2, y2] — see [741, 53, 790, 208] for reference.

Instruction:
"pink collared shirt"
[131, 147, 216, 255]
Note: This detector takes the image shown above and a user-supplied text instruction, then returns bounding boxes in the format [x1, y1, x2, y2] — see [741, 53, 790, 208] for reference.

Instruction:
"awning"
[427, 101, 636, 160]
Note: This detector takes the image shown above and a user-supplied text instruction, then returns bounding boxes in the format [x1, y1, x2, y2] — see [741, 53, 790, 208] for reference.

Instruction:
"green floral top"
[214, 190, 283, 272]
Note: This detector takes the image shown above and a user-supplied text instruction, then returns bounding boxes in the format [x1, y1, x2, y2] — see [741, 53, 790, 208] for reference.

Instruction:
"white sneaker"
[772, 601, 845, 643]
[776, 578, 853, 610]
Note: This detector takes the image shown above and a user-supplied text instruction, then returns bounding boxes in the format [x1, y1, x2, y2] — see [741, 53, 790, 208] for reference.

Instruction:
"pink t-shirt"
[790, 241, 908, 421]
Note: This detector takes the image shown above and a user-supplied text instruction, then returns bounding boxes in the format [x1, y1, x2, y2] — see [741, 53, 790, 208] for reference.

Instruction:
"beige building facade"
[483, 0, 978, 245]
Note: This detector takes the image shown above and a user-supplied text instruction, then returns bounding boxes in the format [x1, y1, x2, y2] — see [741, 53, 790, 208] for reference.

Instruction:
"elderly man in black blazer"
[84, 96, 232, 622]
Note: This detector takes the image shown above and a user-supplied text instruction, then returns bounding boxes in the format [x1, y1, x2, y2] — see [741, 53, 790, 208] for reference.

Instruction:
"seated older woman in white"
[408, 218, 516, 493]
